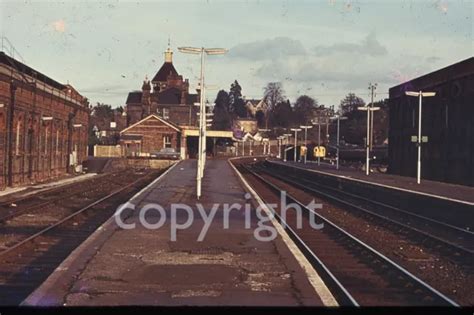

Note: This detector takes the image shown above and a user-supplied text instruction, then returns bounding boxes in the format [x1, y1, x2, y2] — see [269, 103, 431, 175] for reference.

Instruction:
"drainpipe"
[6, 81, 17, 187]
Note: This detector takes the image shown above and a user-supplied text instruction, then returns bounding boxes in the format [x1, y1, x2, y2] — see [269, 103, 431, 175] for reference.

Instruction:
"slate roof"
[126, 91, 142, 104]
[152, 62, 178, 82]
[157, 87, 181, 104]
[1, 52, 74, 91]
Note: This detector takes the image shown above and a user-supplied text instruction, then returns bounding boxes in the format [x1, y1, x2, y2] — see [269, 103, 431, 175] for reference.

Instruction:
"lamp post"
[283, 133, 292, 162]
[358, 106, 380, 175]
[277, 136, 284, 159]
[299, 125, 312, 164]
[329, 115, 348, 170]
[311, 119, 322, 166]
[259, 128, 270, 155]
[178, 46, 227, 199]
[290, 128, 301, 162]
[368, 83, 378, 151]
[405, 90, 436, 184]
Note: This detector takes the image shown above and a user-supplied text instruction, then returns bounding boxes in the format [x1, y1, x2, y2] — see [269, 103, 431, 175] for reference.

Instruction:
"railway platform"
[269, 160, 474, 205]
[22, 159, 334, 306]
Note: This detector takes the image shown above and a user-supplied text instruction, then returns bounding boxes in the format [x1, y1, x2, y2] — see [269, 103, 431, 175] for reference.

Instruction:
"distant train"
[285, 144, 388, 165]
[306, 144, 388, 163]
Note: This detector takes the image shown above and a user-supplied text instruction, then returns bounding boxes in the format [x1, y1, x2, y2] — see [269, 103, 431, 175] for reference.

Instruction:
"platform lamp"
[283, 133, 292, 162]
[290, 128, 301, 162]
[299, 125, 312, 164]
[277, 136, 285, 159]
[259, 128, 270, 155]
[405, 90, 436, 184]
[329, 115, 348, 170]
[178, 46, 227, 199]
[311, 118, 322, 166]
[357, 106, 380, 176]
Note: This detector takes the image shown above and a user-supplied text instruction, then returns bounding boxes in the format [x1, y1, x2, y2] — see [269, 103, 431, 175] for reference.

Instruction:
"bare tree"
[263, 82, 285, 129]
[339, 93, 365, 115]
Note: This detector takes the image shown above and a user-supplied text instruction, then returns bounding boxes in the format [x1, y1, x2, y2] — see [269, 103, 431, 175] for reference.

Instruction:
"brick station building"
[125, 46, 199, 127]
[0, 51, 89, 190]
[388, 57, 473, 186]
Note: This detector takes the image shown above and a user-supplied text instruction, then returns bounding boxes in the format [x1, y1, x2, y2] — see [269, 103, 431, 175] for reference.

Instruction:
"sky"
[1, 0, 472, 107]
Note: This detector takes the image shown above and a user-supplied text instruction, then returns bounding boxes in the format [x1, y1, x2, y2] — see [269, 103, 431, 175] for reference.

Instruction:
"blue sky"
[1, 0, 472, 107]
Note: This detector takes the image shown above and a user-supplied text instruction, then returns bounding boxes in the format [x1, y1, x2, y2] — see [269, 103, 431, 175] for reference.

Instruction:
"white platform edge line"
[228, 157, 339, 307]
[271, 161, 474, 206]
[21, 161, 180, 306]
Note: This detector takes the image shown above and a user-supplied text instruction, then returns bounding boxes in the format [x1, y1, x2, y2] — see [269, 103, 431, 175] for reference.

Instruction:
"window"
[163, 135, 172, 148]
[56, 129, 60, 154]
[163, 108, 169, 120]
[15, 120, 21, 155]
[45, 126, 48, 154]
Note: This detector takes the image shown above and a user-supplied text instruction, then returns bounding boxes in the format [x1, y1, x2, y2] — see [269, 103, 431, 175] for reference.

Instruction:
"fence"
[93, 145, 122, 158]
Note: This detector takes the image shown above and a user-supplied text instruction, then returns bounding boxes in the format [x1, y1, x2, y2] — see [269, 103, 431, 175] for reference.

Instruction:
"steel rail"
[0, 172, 133, 223]
[242, 164, 459, 307]
[237, 164, 359, 306]
[0, 172, 155, 258]
[256, 164, 474, 256]
[0, 171, 117, 208]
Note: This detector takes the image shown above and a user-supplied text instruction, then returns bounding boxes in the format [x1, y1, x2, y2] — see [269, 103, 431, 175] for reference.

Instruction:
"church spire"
[164, 37, 173, 63]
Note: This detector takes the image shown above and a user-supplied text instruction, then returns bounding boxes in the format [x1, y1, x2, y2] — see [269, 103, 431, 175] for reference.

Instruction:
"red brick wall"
[0, 109, 5, 190]
[0, 70, 89, 190]
[121, 116, 180, 155]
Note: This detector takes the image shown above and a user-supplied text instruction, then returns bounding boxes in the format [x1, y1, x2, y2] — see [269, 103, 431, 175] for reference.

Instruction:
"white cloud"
[314, 31, 388, 57]
[227, 37, 306, 60]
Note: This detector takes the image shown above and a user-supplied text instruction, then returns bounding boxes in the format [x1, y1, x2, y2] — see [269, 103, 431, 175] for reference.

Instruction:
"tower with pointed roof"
[125, 44, 199, 126]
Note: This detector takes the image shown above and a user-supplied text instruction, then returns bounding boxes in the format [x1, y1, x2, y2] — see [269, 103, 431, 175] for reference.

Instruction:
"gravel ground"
[258, 172, 474, 306]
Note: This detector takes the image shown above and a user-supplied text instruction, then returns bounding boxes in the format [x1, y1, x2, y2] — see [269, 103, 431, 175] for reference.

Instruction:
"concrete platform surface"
[23, 159, 330, 306]
[270, 160, 474, 205]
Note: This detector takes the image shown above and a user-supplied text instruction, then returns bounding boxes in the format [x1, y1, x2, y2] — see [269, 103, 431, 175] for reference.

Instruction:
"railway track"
[237, 163, 459, 306]
[0, 171, 114, 208]
[0, 171, 129, 224]
[0, 168, 165, 305]
[256, 162, 474, 260]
